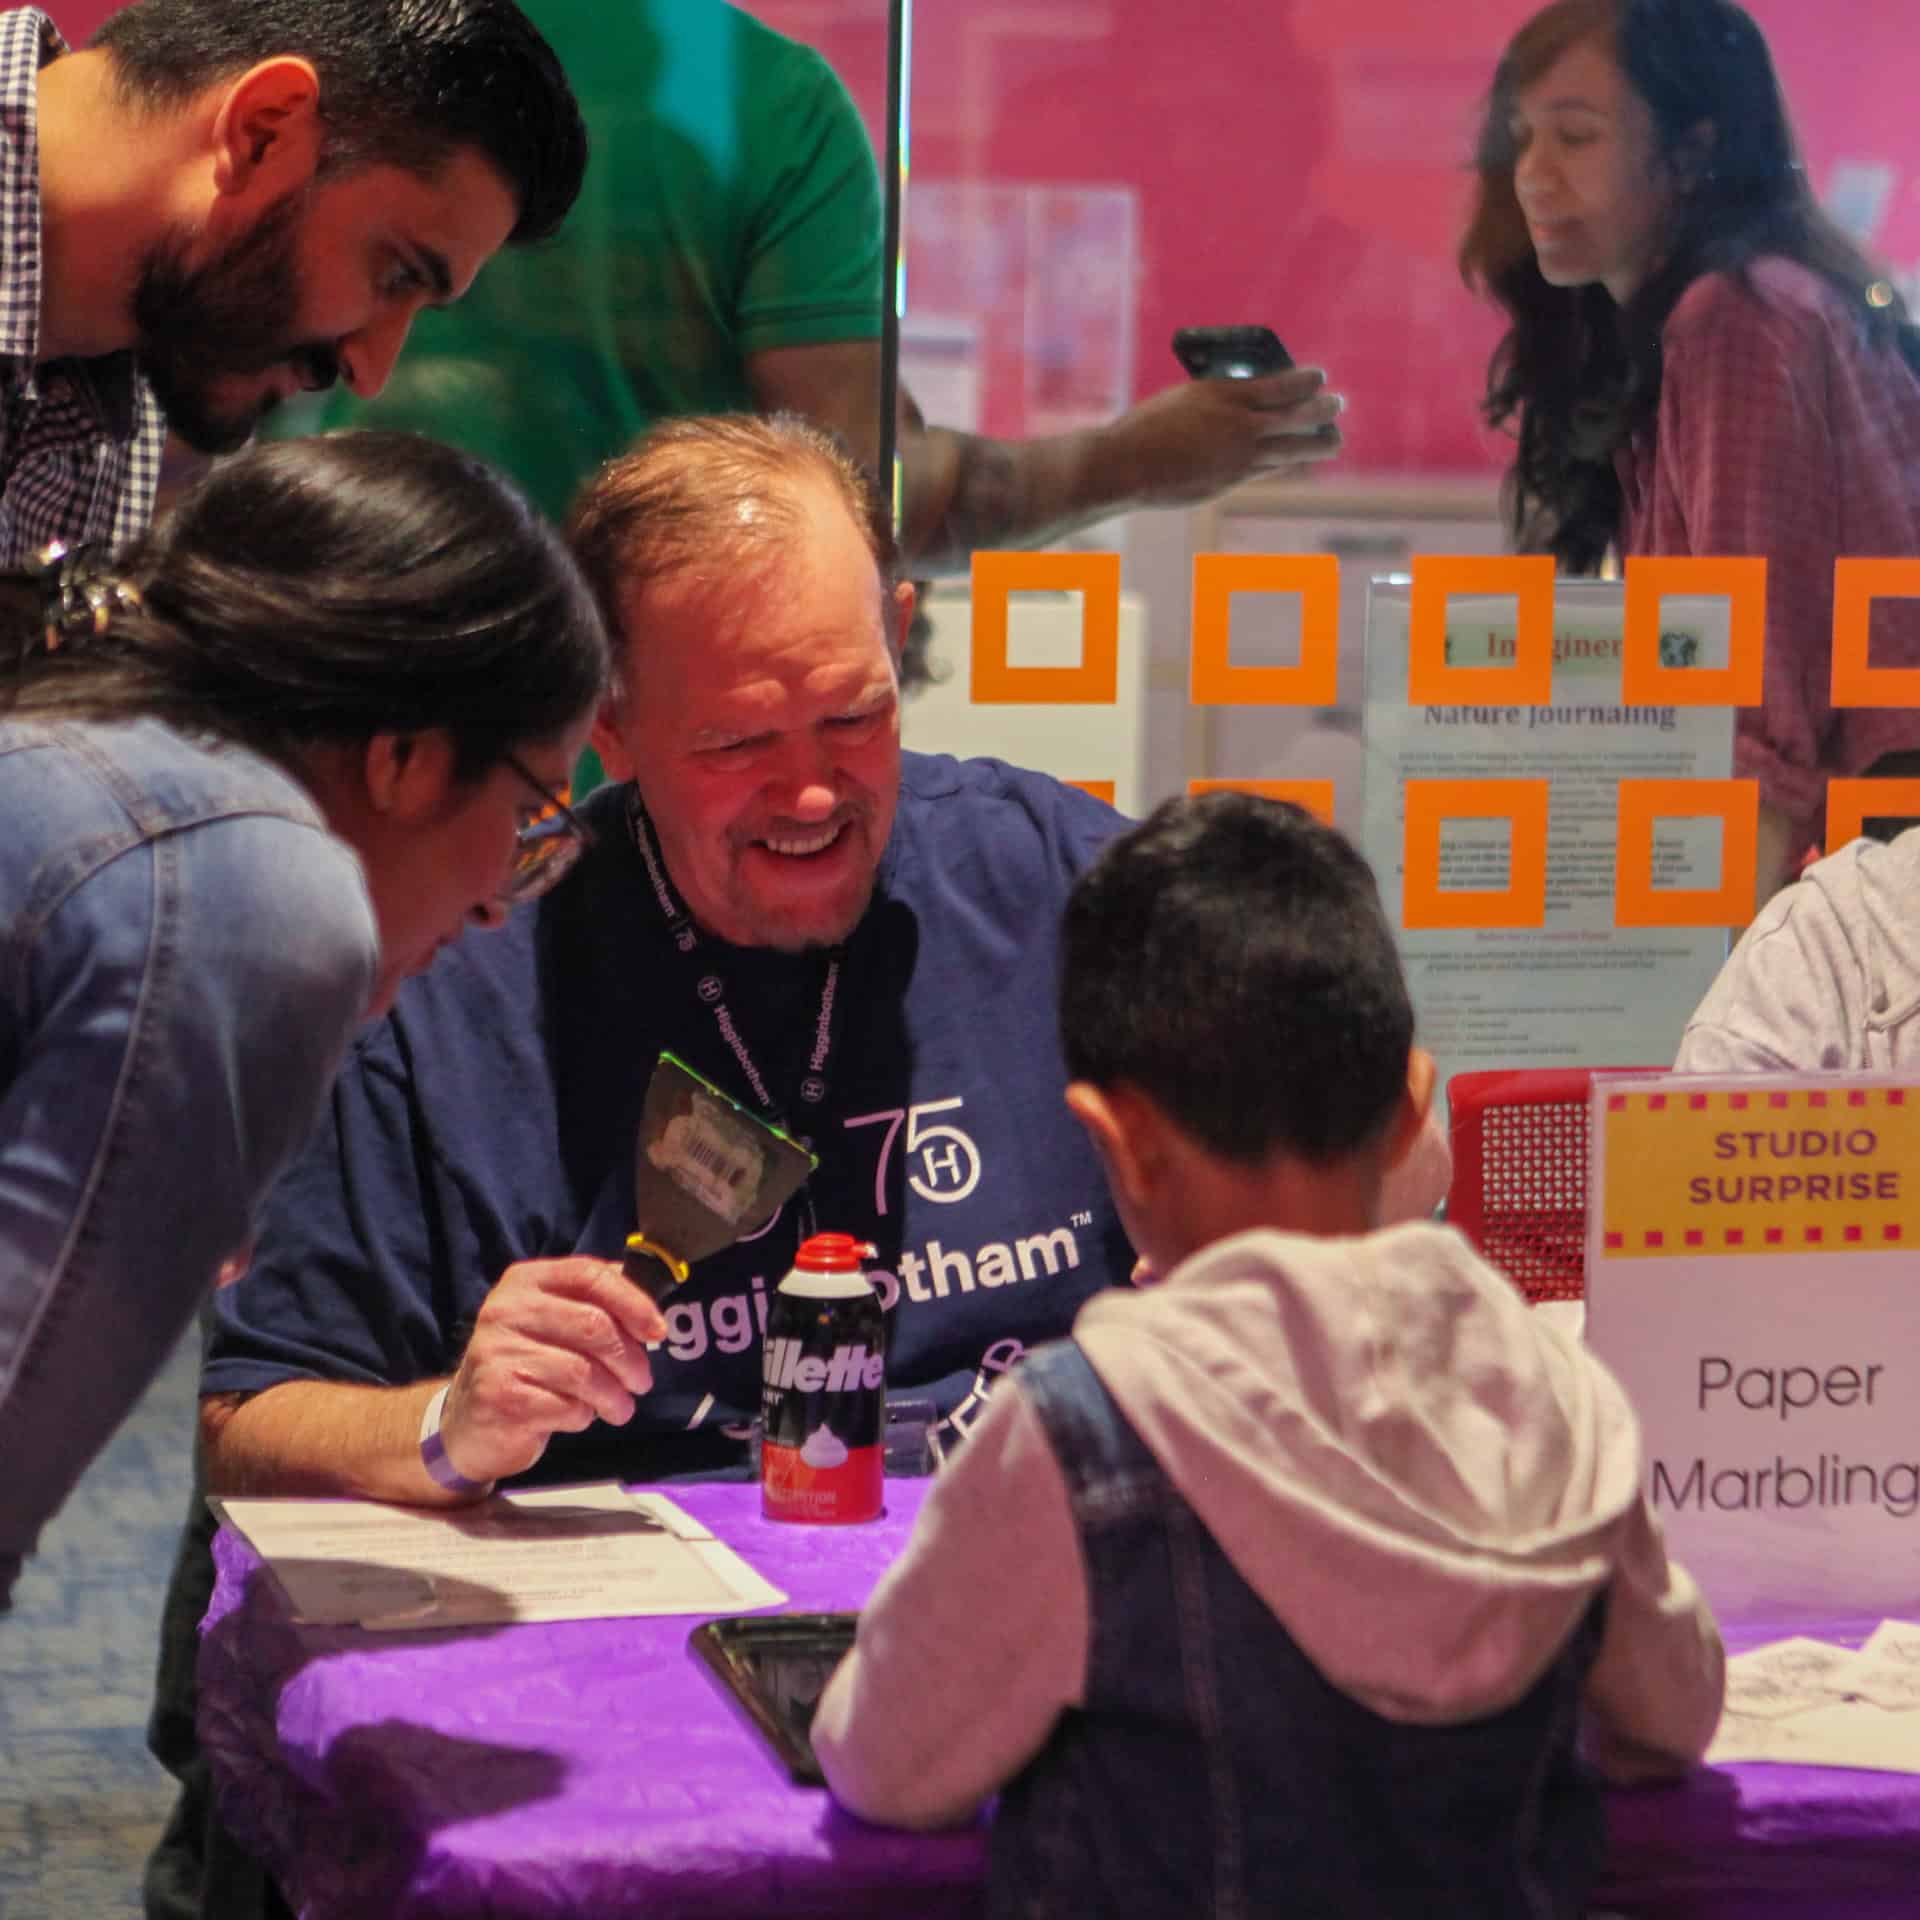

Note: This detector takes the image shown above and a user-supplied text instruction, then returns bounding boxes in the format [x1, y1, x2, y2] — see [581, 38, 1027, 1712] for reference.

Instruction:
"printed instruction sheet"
[212, 1482, 785, 1631]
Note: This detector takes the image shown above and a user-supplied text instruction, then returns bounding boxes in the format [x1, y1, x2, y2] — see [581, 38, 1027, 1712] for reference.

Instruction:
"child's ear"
[1065, 1081, 1157, 1214]
[1377, 1048, 1449, 1223]
[1383, 1047, 1438, 1171]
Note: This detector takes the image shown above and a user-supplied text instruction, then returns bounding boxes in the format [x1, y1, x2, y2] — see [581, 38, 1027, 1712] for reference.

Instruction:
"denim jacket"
[992, 1339, 1607, 1920]
[0, 718, 375, 1603]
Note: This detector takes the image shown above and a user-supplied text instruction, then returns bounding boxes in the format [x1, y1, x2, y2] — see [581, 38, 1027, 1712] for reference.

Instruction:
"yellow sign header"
[1600, 1085, 1920, 1258]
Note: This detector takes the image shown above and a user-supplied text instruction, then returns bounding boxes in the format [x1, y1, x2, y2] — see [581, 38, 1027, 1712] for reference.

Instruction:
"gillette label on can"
[761, 1232, 884, 1524]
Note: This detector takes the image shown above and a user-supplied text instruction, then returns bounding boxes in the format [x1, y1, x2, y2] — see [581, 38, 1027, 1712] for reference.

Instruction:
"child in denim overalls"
[815, 791, 1724, 1919]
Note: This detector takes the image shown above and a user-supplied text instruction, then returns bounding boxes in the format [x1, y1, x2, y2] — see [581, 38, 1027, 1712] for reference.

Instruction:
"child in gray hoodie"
[813, 790, 1724, 1918]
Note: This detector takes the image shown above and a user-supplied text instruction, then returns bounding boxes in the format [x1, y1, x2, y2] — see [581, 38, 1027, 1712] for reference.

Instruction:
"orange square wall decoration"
[969, 551, 1120, 706]
[1613, 779, 1758, 928]
[1406, 555, 1556, 707]
[1188, 553, 1340, 707]
[1831, 559, 1920, 709]
[1620, 555, 1766, 706]
[1826, 779, 1920, 852]
[1401, 779, 1549, 931]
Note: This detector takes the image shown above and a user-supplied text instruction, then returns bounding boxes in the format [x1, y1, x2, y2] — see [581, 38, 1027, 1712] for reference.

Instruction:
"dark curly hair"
[1061, 792, 1413, 1166]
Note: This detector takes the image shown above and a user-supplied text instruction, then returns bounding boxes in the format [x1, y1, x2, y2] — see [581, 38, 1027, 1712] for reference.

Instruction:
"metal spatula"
[623, 1051, 818, 1301]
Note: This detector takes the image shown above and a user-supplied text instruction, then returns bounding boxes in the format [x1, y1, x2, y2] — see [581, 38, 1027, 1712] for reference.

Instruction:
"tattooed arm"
[748, 340, 1344, 576]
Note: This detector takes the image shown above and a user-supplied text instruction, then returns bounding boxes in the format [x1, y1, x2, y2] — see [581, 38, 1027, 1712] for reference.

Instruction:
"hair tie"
[32, 539, 142, 654]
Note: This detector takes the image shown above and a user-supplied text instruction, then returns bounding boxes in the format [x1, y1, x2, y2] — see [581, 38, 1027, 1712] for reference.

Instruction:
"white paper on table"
[210, 1482, 786, 1630]
[1850, 1620, 1920, 1712]
[1721, 1636, 1867, 1719]
[1706, 1621, 1920, 1772]
[1707, 1698, 1920, 1772]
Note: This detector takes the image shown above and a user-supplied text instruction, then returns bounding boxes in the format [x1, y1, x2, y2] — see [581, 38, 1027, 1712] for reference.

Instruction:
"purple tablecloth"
[199, 1484, 1920, 1919]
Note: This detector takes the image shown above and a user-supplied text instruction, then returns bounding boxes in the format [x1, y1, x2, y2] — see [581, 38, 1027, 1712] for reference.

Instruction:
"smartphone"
[689, 1612, 859, 1783]
[1172, 325, 1293, 380]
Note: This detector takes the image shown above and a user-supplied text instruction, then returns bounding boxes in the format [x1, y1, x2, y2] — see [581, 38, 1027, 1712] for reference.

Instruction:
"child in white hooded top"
[813, 791, 1723, 1918]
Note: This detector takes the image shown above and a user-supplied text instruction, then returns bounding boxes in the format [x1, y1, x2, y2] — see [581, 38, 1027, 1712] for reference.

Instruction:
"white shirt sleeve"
[812, 1375, 1087, 1828]
[1672, 1017, 1803, 1074]
[1581, 1498, 1727, 1782]
[1673, 858, 1871, 1075]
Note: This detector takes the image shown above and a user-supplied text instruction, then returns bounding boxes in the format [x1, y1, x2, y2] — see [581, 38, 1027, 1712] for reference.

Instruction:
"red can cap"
[793, 1231, 877, 1272]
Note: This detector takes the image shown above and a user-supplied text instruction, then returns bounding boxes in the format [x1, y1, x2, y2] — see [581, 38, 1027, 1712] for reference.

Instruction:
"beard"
[130, 190, 340, 455]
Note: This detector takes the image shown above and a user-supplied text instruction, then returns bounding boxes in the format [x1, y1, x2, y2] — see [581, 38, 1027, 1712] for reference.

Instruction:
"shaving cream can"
[761, 1232, 884, 1523]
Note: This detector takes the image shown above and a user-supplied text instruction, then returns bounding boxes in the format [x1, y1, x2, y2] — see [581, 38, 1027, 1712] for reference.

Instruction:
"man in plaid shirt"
[0, 0, 586, 564]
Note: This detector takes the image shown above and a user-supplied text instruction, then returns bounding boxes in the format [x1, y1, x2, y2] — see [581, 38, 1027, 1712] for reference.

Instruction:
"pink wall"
[48, 4, 111, 42]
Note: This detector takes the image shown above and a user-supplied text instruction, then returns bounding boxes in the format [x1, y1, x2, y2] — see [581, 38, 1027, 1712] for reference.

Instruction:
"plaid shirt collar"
[0, 9, 64, 367]
[0, 7, 160, 559]
[0, 9, 142, 436]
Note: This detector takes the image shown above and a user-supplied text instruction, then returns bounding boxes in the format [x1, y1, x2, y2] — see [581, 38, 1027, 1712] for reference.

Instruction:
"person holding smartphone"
[1460, 0, 1920, 898]
[272, 0, 1346, 584]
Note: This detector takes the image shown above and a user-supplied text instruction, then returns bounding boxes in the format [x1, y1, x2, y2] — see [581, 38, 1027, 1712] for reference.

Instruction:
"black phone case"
[689, 1612, 859, 1784]
[1172, 324, 1292, 378]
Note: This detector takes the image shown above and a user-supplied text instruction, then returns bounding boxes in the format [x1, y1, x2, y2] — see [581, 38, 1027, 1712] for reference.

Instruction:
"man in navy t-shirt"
[148, 409, 1136, 1920]
[197, 410, 1133, 1496]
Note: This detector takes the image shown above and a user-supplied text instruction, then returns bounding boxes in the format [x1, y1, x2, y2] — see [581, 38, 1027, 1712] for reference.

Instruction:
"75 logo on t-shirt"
[845, 1098, 982, 1211]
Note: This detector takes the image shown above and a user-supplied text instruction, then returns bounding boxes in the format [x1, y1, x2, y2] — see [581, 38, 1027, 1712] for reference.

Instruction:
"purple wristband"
[419, 1385, 491, 1496]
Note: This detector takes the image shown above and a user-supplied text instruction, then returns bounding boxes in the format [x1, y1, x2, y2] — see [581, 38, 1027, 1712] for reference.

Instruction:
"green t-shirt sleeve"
[733, 44, 885, 354]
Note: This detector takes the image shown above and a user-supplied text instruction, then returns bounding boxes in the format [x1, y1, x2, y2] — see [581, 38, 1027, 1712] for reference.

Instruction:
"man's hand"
[437, 1258, 668, 1486]
[1100, 366, 1345, 509]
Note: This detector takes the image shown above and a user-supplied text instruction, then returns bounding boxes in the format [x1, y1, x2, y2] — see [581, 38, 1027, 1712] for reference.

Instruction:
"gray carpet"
[0, 1332, 198, 1919]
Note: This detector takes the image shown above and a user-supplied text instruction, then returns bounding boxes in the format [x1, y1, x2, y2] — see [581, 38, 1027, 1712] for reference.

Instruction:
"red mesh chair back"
[1445, 1068, 1663, 1302]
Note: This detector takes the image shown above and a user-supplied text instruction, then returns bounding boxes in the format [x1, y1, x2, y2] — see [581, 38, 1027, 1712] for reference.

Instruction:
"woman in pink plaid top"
[1461, 0, 1920, 896]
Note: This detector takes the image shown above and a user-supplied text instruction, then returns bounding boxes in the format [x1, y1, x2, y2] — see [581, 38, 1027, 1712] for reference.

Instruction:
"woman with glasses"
[1460, 0, 1920, 897]
[0, 429, 607, 1607]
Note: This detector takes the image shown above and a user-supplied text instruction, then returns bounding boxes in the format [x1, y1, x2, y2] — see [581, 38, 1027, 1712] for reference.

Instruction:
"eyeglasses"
[500, 752, 591, 904]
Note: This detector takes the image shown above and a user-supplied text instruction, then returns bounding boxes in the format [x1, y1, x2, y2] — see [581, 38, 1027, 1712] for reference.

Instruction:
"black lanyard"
[626, 792, 847, 1131]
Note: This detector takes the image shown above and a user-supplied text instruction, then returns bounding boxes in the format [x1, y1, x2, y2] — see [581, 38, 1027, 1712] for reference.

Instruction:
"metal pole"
[879, 0, 910, 533]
